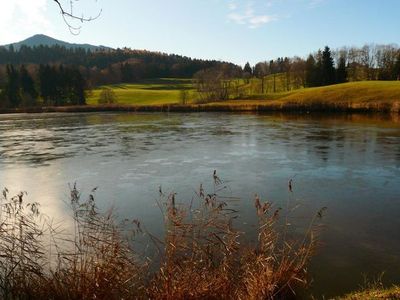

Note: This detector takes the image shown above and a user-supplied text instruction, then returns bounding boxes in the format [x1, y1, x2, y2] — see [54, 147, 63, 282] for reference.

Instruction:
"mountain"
[3, 34, 112, 51]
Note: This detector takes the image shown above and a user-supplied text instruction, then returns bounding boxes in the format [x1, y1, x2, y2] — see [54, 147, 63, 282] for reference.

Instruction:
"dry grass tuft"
[38, 184, 146, 300]
[0, 173, 324, 299]
[147, 174, 324, 300]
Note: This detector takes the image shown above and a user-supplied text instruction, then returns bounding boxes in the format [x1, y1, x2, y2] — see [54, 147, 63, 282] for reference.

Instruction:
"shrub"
[98, 88, 117, 104]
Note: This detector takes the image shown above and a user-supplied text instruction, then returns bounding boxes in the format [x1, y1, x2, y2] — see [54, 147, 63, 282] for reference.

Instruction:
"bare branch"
[53, 0, 102, 35]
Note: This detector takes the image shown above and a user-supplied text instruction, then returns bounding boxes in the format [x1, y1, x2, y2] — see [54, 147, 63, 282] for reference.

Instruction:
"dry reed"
[0, 172, 325, 299]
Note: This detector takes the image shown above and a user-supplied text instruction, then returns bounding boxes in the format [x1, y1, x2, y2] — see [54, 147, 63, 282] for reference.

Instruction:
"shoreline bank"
[1, 99, 399, 115]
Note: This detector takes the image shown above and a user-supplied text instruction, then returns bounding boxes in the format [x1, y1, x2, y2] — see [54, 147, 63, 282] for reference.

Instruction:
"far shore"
[2, 81, 399, 115]
[1, 99, 399, 115]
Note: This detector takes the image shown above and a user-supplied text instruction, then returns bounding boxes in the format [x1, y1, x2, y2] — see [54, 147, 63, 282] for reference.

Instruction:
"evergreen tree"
[57, 65, 66, 105]
[39, 64, 53, 105]
[121, 63, 134, 82]
[394, 52, 400, 80]
[315, 50, 323, 86]
[336, 56, 347, 83]
[7, 45, 15, 64]
[20, 65, 38, 105]
[305, 54, 317, 87]
[69, 68, 86, 105]
[38, 64, 86, 106]
[321, 46, 335, 85]
[5, 64, 21, 108]
[243, 62, 252, 76]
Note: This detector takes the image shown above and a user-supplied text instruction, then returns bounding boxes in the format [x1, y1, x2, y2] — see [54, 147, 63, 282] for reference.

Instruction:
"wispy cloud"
[0, 0, 52, 44]
[308, 0, 325, 8]
[228, 2, 238, 10]
[227, 1, 278, 29]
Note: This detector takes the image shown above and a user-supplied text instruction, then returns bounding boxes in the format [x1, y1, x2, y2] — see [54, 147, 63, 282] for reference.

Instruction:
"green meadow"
[87, 78, 197, 105]
[220, 80, 400, 108]
[247, 80, 400, 104]
[87, 79, 400, 111]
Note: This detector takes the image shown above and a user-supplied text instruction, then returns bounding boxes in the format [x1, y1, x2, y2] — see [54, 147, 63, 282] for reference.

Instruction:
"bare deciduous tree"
[254, 62, 268, 94]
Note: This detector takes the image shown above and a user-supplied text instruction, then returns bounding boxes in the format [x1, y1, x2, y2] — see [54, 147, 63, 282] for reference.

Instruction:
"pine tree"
[336, 56, 347, 83]
[321, 46, 335, 85]
[121, 63, 134, 83]
[243, 62, 252, 76]
[5, 64, 21, 108]
[39, 64, 53, 105]
[70, 68, 86, 105]
[20, 65, 38, 106]
[394, 52, 400, 80]
[305, 54, 317, 87]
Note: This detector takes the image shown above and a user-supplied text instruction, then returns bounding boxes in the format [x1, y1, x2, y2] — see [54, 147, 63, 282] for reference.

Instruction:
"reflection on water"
[0, 112, 400, 298]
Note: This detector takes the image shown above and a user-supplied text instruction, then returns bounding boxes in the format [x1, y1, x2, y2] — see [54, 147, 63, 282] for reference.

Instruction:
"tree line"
[251, 44, 400, 91]
[0, 64, 86, 108]
[194, 44, 400, 101]
[0, 45, 235, 86]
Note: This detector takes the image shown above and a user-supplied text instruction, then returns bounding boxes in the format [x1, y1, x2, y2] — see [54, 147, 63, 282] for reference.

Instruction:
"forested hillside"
[0, 39, 399, 109]
[0, 44, 240, 86]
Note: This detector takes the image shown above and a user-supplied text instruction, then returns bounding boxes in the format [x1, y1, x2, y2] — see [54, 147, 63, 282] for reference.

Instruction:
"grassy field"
[88, 80, 399, 105]
[61, 80, 399, 114]
[2, 80, 398, 114]
[255, 81, 400, 103]
[240, 73, 297, 94]
[86, 75, 294, 106]
[203, 81, 400, 112]
[339, 285, 400, 299]
[87, 78, 197, 105]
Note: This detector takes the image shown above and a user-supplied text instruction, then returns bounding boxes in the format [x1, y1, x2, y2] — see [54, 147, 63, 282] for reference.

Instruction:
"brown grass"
[0, 174, 324, 299]
[338, 273, 400, 300]
[339, 286, 400, 300]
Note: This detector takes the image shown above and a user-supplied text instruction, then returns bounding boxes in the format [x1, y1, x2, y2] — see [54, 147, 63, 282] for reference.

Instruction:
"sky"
[0, 0, 399, 66]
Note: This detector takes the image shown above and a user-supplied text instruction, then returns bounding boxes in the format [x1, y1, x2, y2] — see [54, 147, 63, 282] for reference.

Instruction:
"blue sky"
[0, 0, 399, 65]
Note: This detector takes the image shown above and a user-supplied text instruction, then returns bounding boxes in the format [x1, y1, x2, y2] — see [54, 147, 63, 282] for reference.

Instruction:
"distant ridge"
[2, 34, 112, 51]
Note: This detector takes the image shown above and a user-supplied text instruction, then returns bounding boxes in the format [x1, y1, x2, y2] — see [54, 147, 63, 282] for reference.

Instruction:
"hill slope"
[86, 81, 400, 113]
[207, 81, 400, 112]
[2, 34, 111, 51]
[276, 81, 400, 103]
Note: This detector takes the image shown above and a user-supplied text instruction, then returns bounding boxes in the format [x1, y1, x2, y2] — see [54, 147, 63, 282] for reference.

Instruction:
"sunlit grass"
[87, 80, 400, 109]
[202, 81, 400, 113]
[229, 81, 400, 103]
[339, 286, 400, 299]
[87, 78, 197, 105]
[275, 81, 400, 103]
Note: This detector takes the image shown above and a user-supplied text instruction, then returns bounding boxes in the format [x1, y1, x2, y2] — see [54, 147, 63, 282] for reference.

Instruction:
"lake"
[0, 112, 399, 298]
